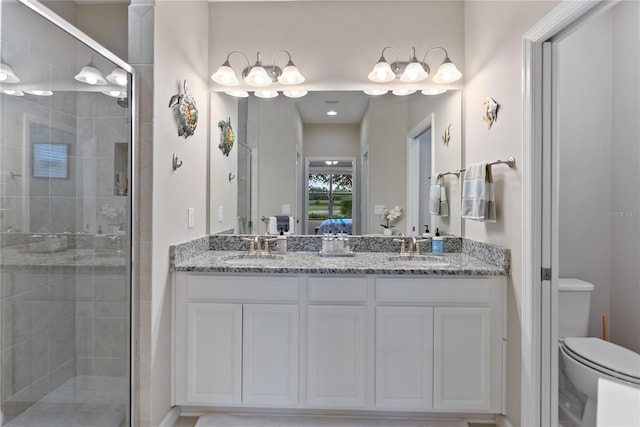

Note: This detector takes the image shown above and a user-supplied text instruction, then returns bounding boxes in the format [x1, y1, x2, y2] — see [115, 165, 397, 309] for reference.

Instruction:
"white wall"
[463, 2, 559, 426]
[151, 2, 209, 426]
[210, 92, 239, 233]
[609, 1, 640, 353]
[556, 9, 612, 340]
[304, 124, 360, 159]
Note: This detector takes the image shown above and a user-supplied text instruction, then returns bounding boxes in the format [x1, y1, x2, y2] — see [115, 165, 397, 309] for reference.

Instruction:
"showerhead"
[117, 97, 128, 108]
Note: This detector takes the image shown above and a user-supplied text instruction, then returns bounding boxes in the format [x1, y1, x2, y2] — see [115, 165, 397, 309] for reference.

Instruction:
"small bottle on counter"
[277, 229, 288, 253]
[422, 225, 432, 238]
[432, 228, 444, 254]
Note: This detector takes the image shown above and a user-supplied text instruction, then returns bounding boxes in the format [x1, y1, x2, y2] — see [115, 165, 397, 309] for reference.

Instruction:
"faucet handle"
[393, 238, 407, 254]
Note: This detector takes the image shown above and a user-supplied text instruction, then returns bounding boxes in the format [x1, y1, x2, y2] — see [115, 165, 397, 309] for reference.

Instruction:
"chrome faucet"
[243, 235, 276, 254]
[393, 237, 428, 255]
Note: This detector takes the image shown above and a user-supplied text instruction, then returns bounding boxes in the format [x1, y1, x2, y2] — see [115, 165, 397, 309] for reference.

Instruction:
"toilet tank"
[558, 278, 594, 338]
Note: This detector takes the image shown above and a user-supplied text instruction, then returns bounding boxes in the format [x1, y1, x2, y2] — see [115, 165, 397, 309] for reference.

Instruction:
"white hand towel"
[429, 172, 442, 215]
[268, 216, 278, 234]
[439, 176, 449, 217]
[462, 162, 494, 221]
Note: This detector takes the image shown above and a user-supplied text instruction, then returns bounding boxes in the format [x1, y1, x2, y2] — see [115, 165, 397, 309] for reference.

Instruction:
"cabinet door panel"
[186, 303, 242, 404]
[243, 304, 299, 405]
[307, 306, 367, 408]
[376, 306, 433, 409]
[433, 307, 491, 410]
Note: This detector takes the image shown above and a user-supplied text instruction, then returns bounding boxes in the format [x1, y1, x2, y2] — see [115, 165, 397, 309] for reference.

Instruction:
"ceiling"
[294, 91, 370, 125]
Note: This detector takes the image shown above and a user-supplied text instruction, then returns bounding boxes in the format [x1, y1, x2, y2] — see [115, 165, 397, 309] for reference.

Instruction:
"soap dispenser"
[422, 225, 432, 238]
[432, 228, 444, 254]
[276, 229, 288, 253]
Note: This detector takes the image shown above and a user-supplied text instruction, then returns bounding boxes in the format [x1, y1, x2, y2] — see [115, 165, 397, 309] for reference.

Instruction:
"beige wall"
[150, 1, 209, 425]
[463, 1, 559, 425]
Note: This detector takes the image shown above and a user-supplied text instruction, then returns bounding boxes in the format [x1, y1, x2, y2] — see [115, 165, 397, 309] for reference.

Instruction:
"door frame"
[521, 1, 612, 425]
[406, 113, 435, 237]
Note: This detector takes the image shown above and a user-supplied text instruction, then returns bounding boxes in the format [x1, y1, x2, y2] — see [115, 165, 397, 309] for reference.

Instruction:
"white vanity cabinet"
[173, 271, 506, 415]
[173, 274, 299, 406]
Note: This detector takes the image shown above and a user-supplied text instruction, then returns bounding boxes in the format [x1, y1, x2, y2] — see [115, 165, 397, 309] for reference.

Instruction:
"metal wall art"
[442, 122, 452, 145]
[169, 80, 198, 138]
[482, 96, 499, 129]
[218, 117, 235, 156]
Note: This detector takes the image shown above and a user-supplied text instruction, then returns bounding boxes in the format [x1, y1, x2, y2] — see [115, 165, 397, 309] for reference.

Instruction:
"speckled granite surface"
[462, 238, 510, 273]
[173, 251, 506, 276]
[169, 235, 209, 266]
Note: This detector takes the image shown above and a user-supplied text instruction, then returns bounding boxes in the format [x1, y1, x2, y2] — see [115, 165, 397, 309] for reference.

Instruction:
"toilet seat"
[562, 337, 640, 384]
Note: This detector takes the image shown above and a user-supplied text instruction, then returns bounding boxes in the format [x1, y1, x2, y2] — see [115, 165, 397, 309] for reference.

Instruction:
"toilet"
[558, 278, 640, 426]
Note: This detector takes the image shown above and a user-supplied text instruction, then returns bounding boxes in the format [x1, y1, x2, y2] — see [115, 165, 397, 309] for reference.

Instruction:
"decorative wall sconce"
[0, 62, 20, 83]
[211, 50, 305, 91]
[368, 46, 462, 85]
[483, 97, 499, 129]
[75, 55, 107, 85]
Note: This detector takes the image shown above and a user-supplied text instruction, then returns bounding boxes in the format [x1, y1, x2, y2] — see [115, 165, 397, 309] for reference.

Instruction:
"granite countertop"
[174, 250, 507, 276]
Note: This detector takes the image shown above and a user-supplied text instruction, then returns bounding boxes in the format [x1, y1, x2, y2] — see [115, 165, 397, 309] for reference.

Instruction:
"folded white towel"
[429, 172, 442, 215]
[268, 216, 295, 234]
[439, 179, 449, 217]
[462, 162, 496, 222]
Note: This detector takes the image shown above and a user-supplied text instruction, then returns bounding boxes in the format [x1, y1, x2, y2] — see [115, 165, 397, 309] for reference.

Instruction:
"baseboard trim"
[495, 415, 514, 427]
[159, 406, 181, 427]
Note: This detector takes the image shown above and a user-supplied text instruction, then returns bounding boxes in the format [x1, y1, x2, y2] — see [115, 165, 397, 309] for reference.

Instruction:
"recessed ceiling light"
[326, 110, 338, 116]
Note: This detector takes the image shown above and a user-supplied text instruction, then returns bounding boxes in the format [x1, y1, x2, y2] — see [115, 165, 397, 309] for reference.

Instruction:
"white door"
[306, 305, 367, 408]
[375, 306, 433, 409]
[433, 307, 491, 411]
[242, 304, 299, 406]
[186, 303, 242, 404]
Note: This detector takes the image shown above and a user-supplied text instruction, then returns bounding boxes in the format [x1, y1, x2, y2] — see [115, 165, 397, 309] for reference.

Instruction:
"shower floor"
[4, 376, 126, 427]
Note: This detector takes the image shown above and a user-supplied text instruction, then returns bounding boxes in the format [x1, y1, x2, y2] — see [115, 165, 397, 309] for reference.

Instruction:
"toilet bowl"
[559, 337, 640, 426]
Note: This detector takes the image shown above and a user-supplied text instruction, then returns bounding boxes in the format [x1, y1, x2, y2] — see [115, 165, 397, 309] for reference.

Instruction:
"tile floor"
[4, 376, 127, 427]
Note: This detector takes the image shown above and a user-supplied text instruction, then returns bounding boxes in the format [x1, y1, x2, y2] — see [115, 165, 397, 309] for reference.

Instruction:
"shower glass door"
[0, 2, 133, 426]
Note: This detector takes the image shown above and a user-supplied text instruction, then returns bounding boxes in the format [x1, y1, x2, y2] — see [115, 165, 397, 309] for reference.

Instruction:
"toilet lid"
[564, 337, 640, 380]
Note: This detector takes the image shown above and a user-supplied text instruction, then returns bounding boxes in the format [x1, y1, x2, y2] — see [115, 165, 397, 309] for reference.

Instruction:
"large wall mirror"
[209, 90, 462, 236]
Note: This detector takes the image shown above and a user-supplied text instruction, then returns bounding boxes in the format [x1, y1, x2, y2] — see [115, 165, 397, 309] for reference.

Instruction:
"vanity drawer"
[186, 274, 299, 302]
[308, 277, 368, 303]
[376, 278, 491, 305]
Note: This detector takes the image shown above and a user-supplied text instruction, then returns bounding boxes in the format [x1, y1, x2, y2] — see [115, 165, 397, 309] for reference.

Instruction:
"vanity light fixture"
[25, 90, 53, 96]
[422, 88, 448, 96]
[225, 90, 250, 98]
[392, 88, 416, 96]
[102, 90, 127, 98]
[283, 90, 308, 98]
[0, 63, 20, 83]
[363, 89, 388, 96]
[254, 89, 279, 99]
[75, 56, 107, 85]
[211, 50, 305, 88]
[1, 89, 24, 96]
[106, 68, 128, 87]
[325, 160, 338, 165]
[368, 46, 462, 85]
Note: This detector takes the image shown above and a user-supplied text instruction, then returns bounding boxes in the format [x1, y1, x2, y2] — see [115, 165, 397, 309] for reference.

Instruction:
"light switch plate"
[282, 204, 291, 214]
[218, 206, 224, 222]
[187, 208, 194, 228]
[374, 205, 385, 215]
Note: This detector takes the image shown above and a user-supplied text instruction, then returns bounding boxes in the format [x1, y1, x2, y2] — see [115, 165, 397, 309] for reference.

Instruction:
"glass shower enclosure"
[0, 1, 133, 426]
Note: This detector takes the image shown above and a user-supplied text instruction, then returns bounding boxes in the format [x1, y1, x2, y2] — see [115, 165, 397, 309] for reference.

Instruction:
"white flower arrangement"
[380, 205, 403, 229]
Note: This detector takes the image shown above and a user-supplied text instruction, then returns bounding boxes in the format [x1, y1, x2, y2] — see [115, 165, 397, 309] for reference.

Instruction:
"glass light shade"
[432, 58, 462, 83]
[211, 64, 239, 86]
[278, 65, 305, 85]
[254, 89, 278, 99]
[1, 89, 24, 96]
[283, 90, 307, 98]
[106, 68, 128, 86]
[392, 89, 416, 96]
[225, 90, 249, 98]
[363, 89, 388, 96]
[400, 61, 428, 82]
[245, 66, 272, 87]
[421, 88, 447, 95]
[25, 90, 53, 96]
[368, 60, 395, 83]
[0, 63, 19, 83]
[75, 64, 107, 85]
[102, 90, 127, 98]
